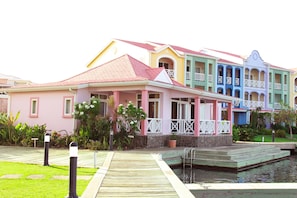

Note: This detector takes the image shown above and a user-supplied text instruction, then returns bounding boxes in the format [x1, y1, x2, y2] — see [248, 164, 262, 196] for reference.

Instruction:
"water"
[172, 155, 297, 183]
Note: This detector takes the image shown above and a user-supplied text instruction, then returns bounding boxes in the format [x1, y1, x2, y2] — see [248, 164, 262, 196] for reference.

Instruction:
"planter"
[168, 139, 176, 148]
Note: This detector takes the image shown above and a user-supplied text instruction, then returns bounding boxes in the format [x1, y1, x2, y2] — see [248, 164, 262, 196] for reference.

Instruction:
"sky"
[0, 0, 296, 83]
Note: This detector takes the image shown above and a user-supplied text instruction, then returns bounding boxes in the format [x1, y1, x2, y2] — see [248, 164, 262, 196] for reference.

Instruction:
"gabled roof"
[2, 54, 235, 103]
[63, 54, 171, 84]
[3, 54, 176, 90]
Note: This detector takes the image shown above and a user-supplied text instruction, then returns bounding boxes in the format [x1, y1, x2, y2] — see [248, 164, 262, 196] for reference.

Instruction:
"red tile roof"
[204, 48, 245, 59]
[116, 39, 156, 51]
[62, 54, 161, 84]
[217, 58, 240, 65]
[117, 39, 215, 58]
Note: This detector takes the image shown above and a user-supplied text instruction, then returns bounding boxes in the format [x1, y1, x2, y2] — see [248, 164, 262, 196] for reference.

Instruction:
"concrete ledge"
[81, 152, 114, 198]
[236, 141, 297, 150]
[186, 183, 297, 190]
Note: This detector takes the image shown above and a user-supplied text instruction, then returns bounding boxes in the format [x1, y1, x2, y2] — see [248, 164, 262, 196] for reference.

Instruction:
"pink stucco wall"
[9, 91, 76, 134]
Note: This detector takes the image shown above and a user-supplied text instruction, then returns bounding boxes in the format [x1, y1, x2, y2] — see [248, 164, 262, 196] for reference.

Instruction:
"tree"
[273, 103, 297, 139]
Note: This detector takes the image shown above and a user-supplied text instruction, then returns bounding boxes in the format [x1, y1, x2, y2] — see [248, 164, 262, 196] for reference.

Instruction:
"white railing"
[146, 119, 231, 135]
[171, 119, 194, 135]
[243, 100, 265, 108]
[218, 76, 223, 84]
[208, 75, 213, 82]
[165, 69, 175, 78]
[199, 120, 215, 135]
[244, 79, 265, 88]
[235, 78, 240, 86]
[226, 77, 232, 84]
[274, 83, 281, 90]
[217, 121, 231, 134]
[186, 72, 190, 80]
[274, 103, 281, 109]
[147, 118, 162, 133]
[194, 73, 205, 81]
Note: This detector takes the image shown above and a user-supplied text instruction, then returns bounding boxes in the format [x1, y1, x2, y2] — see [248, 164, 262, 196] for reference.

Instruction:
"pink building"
[3, 54, 235, 148]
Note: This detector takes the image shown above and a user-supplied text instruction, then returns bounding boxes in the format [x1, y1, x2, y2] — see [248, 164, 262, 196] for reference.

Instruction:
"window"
[148, 93, 160, 118]
[159, 62, 169, 69]
[63, 96, 73, 118]
[91, 93, 108, 116]
[136, 94, 142, 108]
[30, 97, 39, 118]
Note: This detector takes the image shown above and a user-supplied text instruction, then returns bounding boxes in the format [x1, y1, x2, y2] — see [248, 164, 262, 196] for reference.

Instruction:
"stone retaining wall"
[134, 134, 233, 148]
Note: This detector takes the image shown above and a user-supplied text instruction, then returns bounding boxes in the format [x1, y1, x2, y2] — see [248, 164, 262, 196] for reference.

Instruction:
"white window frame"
[30, 97, 39, 118]
[63, 96, 74, 118]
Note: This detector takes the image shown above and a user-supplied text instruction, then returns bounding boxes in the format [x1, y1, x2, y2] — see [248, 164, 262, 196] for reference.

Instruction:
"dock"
[82, 151, 194, 198]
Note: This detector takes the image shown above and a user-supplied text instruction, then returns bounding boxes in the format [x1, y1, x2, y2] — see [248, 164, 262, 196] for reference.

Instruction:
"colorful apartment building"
[88, 39, 293, 127]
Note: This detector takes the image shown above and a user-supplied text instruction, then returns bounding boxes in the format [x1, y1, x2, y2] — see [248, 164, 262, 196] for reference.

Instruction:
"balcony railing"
[235, 78, 240, 86]
[194, 73, 205, 81]
[244, 79, 265, 88]
[274, 83, 281, 90]
[243, 100, 265, 108]
[208, 75, 213, 82]
[185, 72, 213, 82]
[226, 77, 232, 85]
[274, 103, 281, 109]
[165, 69, 174, 78]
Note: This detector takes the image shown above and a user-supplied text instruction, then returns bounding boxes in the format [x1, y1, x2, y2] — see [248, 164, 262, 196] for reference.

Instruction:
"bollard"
[68, 142, 78, 198]
[272, 130, 275, 142]
[43, 133, 51, 166]
[109, 128, 113, 151]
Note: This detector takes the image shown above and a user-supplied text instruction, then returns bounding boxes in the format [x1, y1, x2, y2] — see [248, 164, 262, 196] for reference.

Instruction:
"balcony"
[244, 100, 265, 108]
[244, 79, 265, 88]
[185, 72, 213, 82]
[226, 77, 232, 85]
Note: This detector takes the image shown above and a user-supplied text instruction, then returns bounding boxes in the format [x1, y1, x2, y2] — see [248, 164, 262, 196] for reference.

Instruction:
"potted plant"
[168, 132, 177, 148]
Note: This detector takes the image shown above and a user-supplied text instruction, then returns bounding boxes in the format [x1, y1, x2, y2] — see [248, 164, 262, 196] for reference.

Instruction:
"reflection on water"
[172, 155, 297, 183]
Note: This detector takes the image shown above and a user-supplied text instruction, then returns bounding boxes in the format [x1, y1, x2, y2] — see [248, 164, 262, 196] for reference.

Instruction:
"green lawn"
[253, 134, 297, 142]
[0, 161, 97, 198]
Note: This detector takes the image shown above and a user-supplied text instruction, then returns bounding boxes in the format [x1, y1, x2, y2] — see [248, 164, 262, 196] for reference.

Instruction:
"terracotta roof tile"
[204, 48, 244, 59]
[62, 54, 157, 84]
[116, 39, 156, 51]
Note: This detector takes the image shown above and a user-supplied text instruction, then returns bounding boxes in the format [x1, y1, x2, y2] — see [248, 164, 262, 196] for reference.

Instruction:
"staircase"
[183, 144, 291, 171]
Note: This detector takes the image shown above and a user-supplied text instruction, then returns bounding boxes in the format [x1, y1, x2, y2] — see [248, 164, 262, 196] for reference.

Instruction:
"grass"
[253, 134, 297, 142]
[0, 161, 97, 198]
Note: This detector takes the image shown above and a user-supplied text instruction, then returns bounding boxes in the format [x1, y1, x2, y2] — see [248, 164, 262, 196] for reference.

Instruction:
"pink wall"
[9, 91, 76, 134]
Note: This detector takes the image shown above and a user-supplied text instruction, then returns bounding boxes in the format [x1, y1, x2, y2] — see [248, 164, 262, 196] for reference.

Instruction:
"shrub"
[232, 126, 239, 142]
[275, 129, 286, 138]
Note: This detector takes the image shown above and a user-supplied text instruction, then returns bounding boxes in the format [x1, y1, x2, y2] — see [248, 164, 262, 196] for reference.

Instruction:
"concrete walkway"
[82, 151, 194, 198]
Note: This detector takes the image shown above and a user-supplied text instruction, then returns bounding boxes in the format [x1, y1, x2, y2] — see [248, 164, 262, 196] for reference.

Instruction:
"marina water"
[172, 155, 297, 183]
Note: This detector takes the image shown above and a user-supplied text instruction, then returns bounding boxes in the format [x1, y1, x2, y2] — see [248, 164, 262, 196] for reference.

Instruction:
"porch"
[147, 119, 231, 135]
[131, 119, 233, 148]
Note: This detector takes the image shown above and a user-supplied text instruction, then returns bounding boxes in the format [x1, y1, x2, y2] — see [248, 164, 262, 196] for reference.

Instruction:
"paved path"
[0, 145, 108, 168]
[82, 151, 194, 198]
